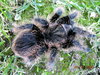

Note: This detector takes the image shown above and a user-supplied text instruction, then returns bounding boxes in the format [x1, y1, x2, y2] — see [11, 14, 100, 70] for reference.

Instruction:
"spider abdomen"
[12, 29, 48, 63]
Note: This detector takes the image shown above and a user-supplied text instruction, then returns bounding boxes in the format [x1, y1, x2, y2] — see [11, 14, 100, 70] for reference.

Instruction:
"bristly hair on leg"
[72, 40, 91, 52]
[46, 47, 58, 71]
[34, 18, 49, 29]
[50, 7, 65, 23]
[69, 10, 81, 19]
[11, 24, 38, 34]
[73, 27, 96, 38]
[56, 11, 78, 26]
[56, 10, 80, 26]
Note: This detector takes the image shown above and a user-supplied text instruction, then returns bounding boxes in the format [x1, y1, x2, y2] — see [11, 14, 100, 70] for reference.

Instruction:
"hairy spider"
[11, 7, 95, 70]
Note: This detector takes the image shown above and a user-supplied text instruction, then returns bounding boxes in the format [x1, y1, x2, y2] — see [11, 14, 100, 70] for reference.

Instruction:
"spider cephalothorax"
[11, 7, 95, 70]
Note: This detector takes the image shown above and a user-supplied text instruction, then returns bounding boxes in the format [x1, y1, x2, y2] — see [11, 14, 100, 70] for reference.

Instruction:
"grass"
[0, 0, 100, 75]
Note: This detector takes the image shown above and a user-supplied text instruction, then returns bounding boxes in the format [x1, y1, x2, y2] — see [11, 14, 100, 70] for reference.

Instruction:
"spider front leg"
[74, 27, 96, 38]
[72, 40, 91, 52]
[56, 12, 77, 25]
[46, 47, 58, 71]
[50, 7, 63, 23]
[34, 18, 49, 29]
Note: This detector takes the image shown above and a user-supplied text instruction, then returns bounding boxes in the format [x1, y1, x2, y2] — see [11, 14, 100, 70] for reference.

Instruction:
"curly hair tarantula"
[11, 7, 95, 70]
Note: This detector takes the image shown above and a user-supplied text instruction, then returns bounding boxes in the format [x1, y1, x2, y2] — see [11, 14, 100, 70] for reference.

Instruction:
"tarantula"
[11, 7, 95, 70]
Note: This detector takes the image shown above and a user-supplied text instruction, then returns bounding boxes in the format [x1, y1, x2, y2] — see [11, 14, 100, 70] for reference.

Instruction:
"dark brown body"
[11, 7, 95, 70]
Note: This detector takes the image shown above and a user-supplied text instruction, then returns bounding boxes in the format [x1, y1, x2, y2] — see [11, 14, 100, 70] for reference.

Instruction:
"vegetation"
[0, 0, 100, 75]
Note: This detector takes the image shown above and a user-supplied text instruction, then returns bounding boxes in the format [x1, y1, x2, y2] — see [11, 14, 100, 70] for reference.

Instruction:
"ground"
[0, 0, 100, 75]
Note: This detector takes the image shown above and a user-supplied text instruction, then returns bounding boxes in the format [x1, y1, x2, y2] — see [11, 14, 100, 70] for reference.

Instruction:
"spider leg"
[12, 24, 35, 34]
[17, 24, 34, 29]
[29, 45, 48, 61]
[46, 47, 58, 71]
[57, 12, 77, 25]
[72, 40, 91, 52]
[69, 12, 78, 19]
[34, 18, 49, 29]
[73, 27, 96, 38]
[50, 7, 63, 23]
[25, 45, 48, 66]
[57, 15, 75, 26]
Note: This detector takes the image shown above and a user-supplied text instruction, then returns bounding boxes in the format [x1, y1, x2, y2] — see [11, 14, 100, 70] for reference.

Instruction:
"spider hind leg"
[74, 27, 96, 38]
[72, 40, 91, 52]
[46, 47, 58, 71]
